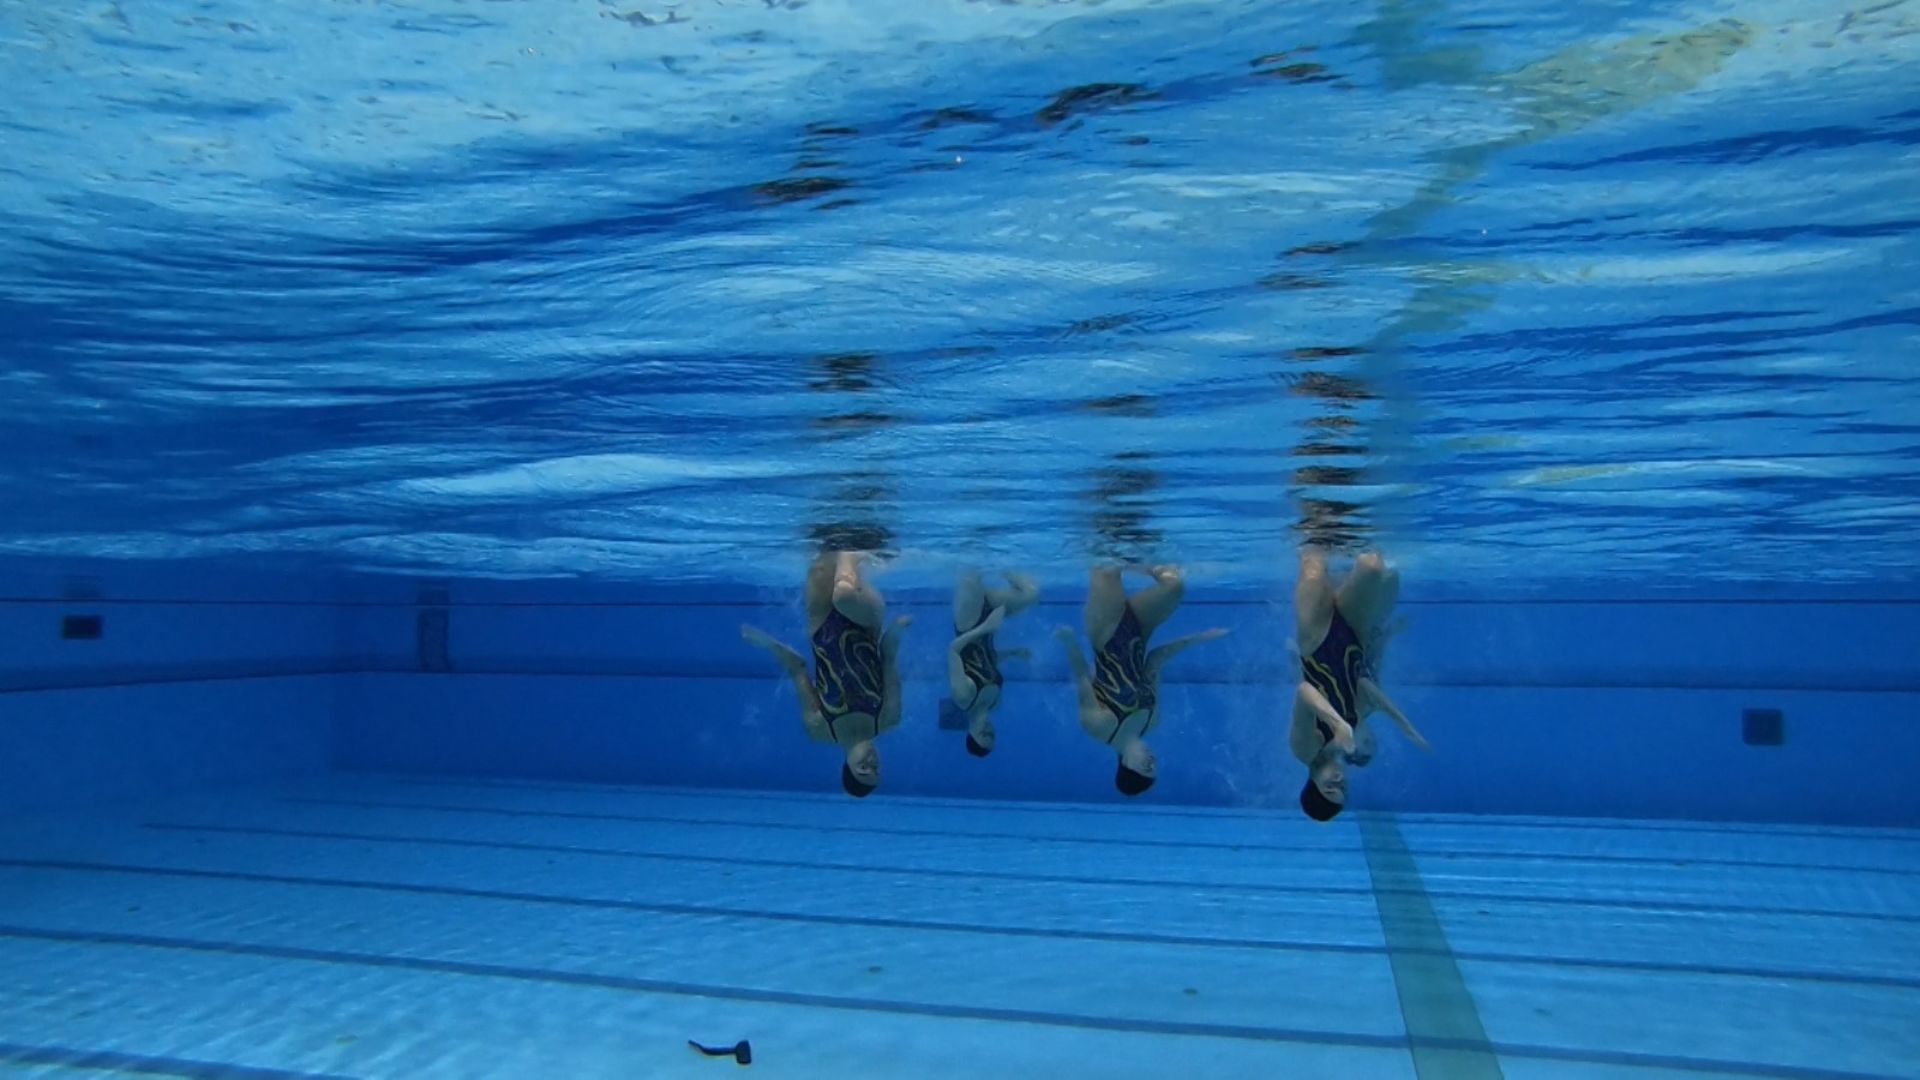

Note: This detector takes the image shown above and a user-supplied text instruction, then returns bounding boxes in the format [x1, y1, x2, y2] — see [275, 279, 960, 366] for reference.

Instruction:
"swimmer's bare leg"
[1126, 564, 1187, 634]
[1295, 547, 1336, 652]
[1084, 566, 1128, 650]
[985, 571, 1041, 618]
[953, 569, 987, 632]
[804, 551, 837, 627]
[1335, 551, 1398, 638]
[831, 550, 885, 631]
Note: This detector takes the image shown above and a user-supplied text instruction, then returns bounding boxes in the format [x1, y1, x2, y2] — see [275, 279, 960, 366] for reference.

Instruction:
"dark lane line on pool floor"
[143, 820, 1367, 901]
[0, 924, 1906, 1080]
[291, 780, 1920, 876]
[331, 776, 1920, 849]
[375, 773, 1289, 822]
[276, 796, 1354, 856]
[0, 1041, 352, 1080]
[141, 820, 1920, 930]
[9, 855, 1919, 993]
[0, 857, 1386, 960]
[367, 775, 1920, 843]
[1362, 814, 1504, 1080]
[271, 797, 1920, 876]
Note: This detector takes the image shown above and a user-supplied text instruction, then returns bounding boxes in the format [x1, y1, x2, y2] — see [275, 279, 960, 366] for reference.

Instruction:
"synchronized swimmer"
[742, 546, 1428, 818]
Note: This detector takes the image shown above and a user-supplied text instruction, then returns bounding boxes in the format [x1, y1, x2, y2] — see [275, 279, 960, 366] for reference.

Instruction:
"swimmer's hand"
[1298, 681, 1356, 753]
[1000, 647, 1033, 662]
[1194, 627, 1231, 642]
[740, 624, 776, 648]
[1053, 625, 1079, 645]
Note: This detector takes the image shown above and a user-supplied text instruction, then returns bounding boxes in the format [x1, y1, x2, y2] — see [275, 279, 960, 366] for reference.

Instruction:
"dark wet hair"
[1115, 761, 1155, 797]
[965, 733, 992, 757]
[841, 762, 877, 798]
[1300, 778, 1343, 821]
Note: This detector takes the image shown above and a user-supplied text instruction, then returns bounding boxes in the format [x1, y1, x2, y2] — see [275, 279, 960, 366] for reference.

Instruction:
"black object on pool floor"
[689, 1039, 752, 1065]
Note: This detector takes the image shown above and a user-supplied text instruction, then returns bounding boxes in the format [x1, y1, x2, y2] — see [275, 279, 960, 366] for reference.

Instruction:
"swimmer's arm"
[1055, 627, 1107, 737]
[1145, 628, 1230, 675]
[742, 624, 833, 742]
[1358, 676, 1429, 752]
[1289, 696, 1327, 764]
[877, 616, 910, 736]
[1295, 680, 1356, 754]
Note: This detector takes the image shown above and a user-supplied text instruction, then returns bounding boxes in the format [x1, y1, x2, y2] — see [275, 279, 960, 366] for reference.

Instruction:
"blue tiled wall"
[332, 584, 1920, 825]
[0, 561, 347, 814]
[4, 558, 1915, 823]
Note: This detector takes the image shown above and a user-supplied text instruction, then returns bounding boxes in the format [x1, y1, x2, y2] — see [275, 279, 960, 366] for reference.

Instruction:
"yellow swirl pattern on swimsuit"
[811, 611, 884, 721]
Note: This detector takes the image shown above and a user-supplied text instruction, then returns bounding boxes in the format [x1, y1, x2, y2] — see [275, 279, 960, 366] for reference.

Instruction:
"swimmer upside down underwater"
[740, 547, 1429, 818]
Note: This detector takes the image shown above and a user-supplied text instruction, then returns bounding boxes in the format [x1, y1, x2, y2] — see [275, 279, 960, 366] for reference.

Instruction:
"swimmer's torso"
[957, 598, 1003, 709]
[1092, 604, 1156, 743]
[1303, 606, 1367, 724]
[811, 606, 885, 744]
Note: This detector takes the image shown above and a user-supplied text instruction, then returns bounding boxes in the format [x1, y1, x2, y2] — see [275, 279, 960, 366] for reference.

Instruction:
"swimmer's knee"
[1355, 552, 1386, 576]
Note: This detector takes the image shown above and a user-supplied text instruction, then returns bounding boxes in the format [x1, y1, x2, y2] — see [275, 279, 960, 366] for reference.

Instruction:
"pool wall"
[5, 561, 1917, 824]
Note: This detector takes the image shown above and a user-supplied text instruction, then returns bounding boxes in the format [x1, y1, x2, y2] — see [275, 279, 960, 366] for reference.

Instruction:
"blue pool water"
[2, 0, 1916, 586]
[2, 1, 1918, 1078]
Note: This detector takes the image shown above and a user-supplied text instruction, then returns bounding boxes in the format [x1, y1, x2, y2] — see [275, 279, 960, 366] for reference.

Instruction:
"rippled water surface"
[2, 0, 1916, 587]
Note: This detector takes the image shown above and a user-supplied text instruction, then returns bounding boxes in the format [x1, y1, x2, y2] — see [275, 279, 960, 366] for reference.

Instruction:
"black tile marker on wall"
[1743, 708, 1784, 747]
[61, 573, 105, 640]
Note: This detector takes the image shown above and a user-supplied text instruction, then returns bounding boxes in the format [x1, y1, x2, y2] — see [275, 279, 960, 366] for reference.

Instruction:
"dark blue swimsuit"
[1302, 606, 1367, 726]
[811, 607, 885, 741]
[1092, 604, 1154, 740]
